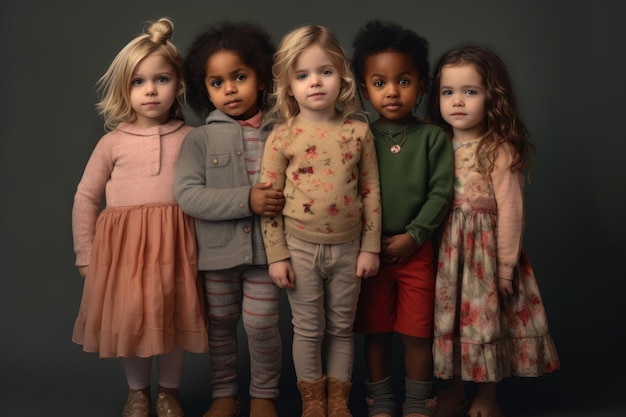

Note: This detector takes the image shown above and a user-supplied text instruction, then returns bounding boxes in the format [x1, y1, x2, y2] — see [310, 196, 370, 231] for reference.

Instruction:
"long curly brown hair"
[428, 45, 535, 176]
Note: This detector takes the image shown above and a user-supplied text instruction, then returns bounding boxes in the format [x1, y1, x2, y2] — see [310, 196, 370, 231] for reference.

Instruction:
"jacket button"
[243, 226, 251, 233]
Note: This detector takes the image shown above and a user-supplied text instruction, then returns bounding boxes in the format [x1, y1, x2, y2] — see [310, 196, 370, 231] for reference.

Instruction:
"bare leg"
[364, 332, 393, 382]
[401, 334, 432, 381]
[474, 382, 496, 402]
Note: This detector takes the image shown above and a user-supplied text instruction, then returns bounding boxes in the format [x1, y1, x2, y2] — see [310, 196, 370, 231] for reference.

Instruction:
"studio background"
[1, 1, 624, 416]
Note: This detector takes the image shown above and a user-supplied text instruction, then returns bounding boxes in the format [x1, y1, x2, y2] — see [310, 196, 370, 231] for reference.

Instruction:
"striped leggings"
[203, 265, 282, 399]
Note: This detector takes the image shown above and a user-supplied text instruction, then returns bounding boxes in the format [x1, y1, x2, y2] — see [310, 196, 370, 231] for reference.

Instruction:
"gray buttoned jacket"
[174, 110, 272, 271]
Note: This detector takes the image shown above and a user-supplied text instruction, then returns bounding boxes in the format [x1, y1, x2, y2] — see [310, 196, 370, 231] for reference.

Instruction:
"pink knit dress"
[72, 120, 208, 358]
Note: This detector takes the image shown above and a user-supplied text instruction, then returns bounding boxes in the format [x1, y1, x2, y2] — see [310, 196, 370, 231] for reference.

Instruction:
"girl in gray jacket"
[174, 21, 285, 417]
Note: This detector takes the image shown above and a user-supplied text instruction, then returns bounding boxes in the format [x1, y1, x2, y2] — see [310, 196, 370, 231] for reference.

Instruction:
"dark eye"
[296, 73, 307, 80]
[211, 80, 223, 88]
[441, 89, 452, 96]
[399, 79, 410, 86]
[132, 79, 143, 86]
[321, 68, 332, 76]
[236, 74, 247, 82]
[373, 80, 384, 88]
[465, 89, 477, 96]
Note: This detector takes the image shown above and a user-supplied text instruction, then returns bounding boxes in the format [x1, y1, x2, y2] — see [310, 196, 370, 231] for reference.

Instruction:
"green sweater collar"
[371, 119, 421, 137]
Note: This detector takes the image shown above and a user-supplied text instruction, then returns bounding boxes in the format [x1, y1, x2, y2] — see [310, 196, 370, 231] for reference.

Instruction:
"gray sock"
[403, 377, 434, 416]
[365, 376, 396, 417]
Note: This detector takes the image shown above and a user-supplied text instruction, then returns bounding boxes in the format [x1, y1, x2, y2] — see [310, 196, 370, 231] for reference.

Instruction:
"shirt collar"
[237, 111, 263, 128]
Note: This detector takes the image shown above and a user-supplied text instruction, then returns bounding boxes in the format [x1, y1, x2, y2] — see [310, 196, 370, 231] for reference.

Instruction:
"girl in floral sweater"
[260, 25, 382, 417]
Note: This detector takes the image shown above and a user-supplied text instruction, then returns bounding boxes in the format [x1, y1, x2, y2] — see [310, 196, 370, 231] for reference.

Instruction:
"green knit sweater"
[371, 119, 454, 246]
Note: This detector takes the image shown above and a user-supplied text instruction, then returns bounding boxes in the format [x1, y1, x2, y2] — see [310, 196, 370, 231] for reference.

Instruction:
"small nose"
[224, 80, 237, 94]
[310, 74, 321, 87]
[452, 93, 464, 106]
[146, 82, 157, 95]
[385, 85, 399, 98]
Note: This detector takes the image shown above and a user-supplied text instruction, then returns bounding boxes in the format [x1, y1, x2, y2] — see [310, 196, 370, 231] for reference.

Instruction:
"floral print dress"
[433, 139, 560, 382]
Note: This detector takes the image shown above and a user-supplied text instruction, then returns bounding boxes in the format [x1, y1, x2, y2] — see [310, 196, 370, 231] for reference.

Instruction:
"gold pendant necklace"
[378, 126, 408, 154]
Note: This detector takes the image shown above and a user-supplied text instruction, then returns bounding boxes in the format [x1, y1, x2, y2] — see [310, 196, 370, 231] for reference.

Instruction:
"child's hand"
[381, 233, 417, 264]
[78, 265, 89, 279]
[249, 180, 285, 216]
[269, 259, 296, 289]
[356, 251, 380, 279]
[498, 277, 514, 298]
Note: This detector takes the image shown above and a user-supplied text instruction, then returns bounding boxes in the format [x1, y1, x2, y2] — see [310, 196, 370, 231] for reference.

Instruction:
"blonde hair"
[267, 25, 362, 125]
[95, 17, 185, 131]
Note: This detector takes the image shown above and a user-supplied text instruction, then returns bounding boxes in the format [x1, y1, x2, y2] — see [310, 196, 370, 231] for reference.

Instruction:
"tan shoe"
[297, 377, 327, 417]
[202, 396, 241, 417]
[327, 377, 352, 417]
[156, 391, 184, 417]
[250, 398, 278, 417]
[122, 390, 150, 417]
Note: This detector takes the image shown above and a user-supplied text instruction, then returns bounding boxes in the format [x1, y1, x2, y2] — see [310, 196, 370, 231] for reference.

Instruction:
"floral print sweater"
[260, 116, 381, 263]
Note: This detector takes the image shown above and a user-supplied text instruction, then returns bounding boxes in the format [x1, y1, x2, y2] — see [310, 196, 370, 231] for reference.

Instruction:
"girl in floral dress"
[427, 45, 560, 417]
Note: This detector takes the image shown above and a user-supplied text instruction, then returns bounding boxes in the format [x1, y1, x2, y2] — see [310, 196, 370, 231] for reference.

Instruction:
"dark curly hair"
[351, 20, 430, 88]
[184, 21, 275, 119]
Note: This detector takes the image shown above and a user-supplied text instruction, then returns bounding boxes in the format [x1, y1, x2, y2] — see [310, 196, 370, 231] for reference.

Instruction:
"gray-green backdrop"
[2, 1, 625, 416]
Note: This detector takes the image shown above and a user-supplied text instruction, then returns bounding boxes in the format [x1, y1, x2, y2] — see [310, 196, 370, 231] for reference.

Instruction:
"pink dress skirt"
[72, 203, 208, 358]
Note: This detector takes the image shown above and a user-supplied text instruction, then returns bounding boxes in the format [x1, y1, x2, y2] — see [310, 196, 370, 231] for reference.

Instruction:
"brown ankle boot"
[122, 389, 150, 417]
[202, 396, 241, 417]
[327, 377, 352, 417]
[297, 377, 327, 417]
[250, 398, 278, 417]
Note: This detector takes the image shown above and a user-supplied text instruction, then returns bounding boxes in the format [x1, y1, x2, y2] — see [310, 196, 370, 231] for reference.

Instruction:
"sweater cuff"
[75, 253, 91, 267]
[408, 229, 427, 247]
[265, 245, 291, 264]
[360, 238, 381, 254]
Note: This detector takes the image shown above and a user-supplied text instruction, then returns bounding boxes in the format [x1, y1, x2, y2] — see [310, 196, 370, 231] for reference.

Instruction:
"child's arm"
[260, 130, 295, 289]
[356, 251, 380, 279]
[249, 180, 285, 217]
[381, 233, 416, 264]
[492, 143, 525, 298]
[268, 260, 296, 289]
[406, 129, 454, 246]
[77, 266, 89, 279]
[259, 129, 291, 264]
[357, 127, 382, 254]
[72, 137, 112, 269]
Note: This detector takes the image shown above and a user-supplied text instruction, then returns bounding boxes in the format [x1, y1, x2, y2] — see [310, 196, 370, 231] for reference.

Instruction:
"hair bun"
[146, 17, 174, 44]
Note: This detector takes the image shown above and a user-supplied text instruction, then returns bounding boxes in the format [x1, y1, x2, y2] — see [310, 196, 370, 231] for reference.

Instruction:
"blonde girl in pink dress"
[71, 17, 208, 417]
[427, 45, 560, 417]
